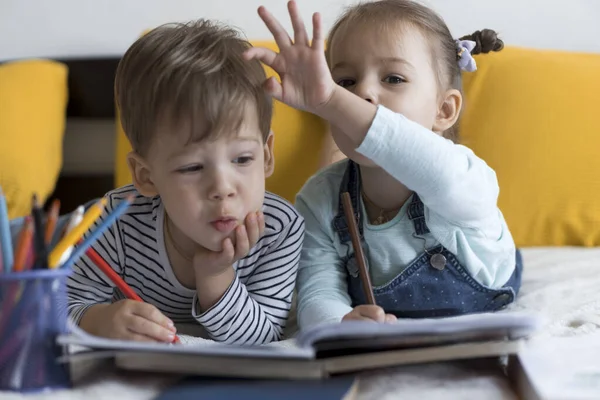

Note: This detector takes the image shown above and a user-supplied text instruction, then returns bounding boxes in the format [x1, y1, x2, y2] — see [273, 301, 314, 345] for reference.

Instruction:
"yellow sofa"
[0, 60, 68, 219]
[114, 44, 600, 248]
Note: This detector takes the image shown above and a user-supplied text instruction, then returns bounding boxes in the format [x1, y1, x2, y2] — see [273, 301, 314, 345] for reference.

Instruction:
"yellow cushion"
[0, 60, 68, 219]
[461, 46, 600, 247]
[114, 40, 327, 203]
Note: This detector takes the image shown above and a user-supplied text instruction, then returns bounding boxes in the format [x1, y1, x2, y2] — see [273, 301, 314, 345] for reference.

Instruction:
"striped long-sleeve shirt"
[66, 185, 304, 345]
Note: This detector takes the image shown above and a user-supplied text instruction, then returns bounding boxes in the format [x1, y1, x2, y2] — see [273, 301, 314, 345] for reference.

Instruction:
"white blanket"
[2, 247, 600, 400]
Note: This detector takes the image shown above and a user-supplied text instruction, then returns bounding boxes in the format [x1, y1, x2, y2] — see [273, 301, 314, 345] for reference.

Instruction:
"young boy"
[66, 19, 304, 345]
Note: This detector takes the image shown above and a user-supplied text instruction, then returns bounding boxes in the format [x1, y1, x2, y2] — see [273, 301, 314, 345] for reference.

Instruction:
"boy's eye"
[178, 164, 203, 173]
[336, 78, 355, 88]
[233, 156, 254, 165]
[383, 75, 406, 84]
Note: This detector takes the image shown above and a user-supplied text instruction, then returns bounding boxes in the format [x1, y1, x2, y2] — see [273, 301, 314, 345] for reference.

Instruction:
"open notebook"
[57, 311, 540, 380]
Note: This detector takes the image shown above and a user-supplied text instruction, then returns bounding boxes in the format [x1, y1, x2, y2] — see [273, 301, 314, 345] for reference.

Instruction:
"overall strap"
[407, 193, 430, 235]
[332, 160, 364, 244]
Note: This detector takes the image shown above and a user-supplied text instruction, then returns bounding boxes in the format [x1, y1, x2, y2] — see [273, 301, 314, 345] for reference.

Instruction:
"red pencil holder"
[0, 268, 72, 392]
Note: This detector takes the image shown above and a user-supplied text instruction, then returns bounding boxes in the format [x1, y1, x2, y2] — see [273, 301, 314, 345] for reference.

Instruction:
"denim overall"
[332, 161, 523, 318]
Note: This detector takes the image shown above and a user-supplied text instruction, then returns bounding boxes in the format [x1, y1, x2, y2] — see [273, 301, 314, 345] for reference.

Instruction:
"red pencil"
[84, 246, 180, 344]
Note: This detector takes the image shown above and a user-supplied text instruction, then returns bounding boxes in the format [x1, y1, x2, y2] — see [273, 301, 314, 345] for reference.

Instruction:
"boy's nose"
[208, 174, 236, 200]
[210, 185, 236, 200]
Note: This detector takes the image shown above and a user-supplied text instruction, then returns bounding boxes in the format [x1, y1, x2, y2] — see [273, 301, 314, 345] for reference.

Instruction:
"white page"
[296, 311, 541, 348]
[518, 333, 600, 399]
[57, 321, 315, 359]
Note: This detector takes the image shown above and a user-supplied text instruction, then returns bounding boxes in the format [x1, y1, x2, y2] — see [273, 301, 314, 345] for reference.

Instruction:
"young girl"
[245, 0, 522, 329]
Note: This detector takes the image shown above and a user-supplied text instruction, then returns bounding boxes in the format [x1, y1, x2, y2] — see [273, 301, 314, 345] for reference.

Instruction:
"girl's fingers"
[263, 77, 284, 102]
[288, 0, 309, 46]
[243, 47, 278, 67]
[385, 314, 398, 324]
[311, 12, 325, 52]
[257, 6, 293, 49]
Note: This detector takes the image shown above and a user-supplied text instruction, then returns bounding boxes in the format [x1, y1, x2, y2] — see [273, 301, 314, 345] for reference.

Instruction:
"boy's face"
[130, 106, 274, 252]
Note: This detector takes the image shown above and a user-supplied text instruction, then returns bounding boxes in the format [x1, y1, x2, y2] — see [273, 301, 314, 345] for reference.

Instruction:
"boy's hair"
[325, 0, 503, 142]
[115, 19, 272, 155]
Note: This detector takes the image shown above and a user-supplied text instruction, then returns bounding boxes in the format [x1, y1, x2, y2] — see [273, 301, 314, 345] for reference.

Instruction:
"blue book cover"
[155, 375, 358, 400]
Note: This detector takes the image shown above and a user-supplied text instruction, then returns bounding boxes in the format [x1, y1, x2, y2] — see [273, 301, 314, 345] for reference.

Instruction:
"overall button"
[493, 293, 512, 310]
[429, 254, 446, 270]
[494, 293, 511, 302]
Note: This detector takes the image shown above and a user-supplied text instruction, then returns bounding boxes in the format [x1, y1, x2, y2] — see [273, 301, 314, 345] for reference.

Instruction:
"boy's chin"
[203, 232, 237, 253]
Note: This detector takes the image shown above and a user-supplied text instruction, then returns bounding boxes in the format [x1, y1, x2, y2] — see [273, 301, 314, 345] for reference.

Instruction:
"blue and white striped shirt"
[67, 185, 304, 345]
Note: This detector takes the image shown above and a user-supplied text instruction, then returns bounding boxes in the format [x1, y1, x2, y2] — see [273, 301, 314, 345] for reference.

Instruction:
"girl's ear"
[433, 89, 462, 133]
[127, 151, 158, 197]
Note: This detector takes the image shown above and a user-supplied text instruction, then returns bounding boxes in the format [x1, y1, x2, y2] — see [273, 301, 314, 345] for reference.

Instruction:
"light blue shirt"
[295, 105, 516, 330]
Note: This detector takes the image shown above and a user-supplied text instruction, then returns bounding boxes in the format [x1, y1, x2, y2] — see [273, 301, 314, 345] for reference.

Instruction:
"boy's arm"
[295, 194, 353, 330]
[192, 214, 304, 345]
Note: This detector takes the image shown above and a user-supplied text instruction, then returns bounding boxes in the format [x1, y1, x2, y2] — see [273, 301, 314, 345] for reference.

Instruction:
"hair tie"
[455, 39, 477, 72]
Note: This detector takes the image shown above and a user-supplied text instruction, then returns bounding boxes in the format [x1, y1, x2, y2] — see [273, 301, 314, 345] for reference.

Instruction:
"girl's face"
[328, 23, 443, 167]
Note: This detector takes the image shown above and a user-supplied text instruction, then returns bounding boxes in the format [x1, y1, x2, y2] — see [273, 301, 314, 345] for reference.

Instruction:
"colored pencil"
[31, 194, 47, 268]
[44, 199, 61, 245]
[341, 192, 376, 305]
[48, 198, 107, 269]
[0, 186, 14, 272]
[85, 246, 180, 344]
[58, 195, 131, 270]
[57, 206, 84, 266]
[13, 216, 34, 272]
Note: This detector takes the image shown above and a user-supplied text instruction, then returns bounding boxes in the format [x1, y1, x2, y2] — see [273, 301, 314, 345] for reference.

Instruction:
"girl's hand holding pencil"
[342, 305, 397, 324]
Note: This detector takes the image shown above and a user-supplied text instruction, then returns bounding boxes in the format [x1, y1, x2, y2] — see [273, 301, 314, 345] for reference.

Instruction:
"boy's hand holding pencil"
[78, 300, 178, 343]
[5, 192, 182, 344]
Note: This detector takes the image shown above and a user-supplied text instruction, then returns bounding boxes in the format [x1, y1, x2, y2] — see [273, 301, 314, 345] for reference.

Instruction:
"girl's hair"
[325, 0, 504, 142]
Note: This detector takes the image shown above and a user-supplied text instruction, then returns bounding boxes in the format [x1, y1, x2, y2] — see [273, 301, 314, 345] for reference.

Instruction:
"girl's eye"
[233, 156, 254, 165]
[336, 79, 356, 88]
[383, 75, 406, 84]
[178, 164, 203, 173]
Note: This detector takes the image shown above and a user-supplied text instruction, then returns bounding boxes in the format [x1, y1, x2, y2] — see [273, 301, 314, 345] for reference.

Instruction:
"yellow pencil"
[48, 198, 108, 269]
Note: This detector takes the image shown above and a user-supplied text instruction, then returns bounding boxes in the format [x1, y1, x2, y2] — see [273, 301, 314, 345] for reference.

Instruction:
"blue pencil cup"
[0, 268, 72, 392]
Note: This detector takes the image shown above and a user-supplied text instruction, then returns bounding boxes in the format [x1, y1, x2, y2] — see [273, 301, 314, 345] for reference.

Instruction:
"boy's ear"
[263, 130, 275, 178]
[127, 151, 158, 197]
[433, 89, 462, 134]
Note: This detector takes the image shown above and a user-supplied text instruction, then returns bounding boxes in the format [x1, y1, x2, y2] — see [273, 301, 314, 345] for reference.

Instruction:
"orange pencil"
[13, 216, 34, 272]
[45, 199, 61, 245]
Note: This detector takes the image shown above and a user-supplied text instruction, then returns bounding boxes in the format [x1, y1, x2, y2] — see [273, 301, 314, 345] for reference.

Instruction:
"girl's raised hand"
[243, 1, 336, 115]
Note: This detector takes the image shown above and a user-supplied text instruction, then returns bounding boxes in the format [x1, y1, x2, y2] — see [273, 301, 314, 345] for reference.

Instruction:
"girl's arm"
[246, 2, 498, 225]
[352, 105, 500, 224]
[295, 192, 353, 330]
